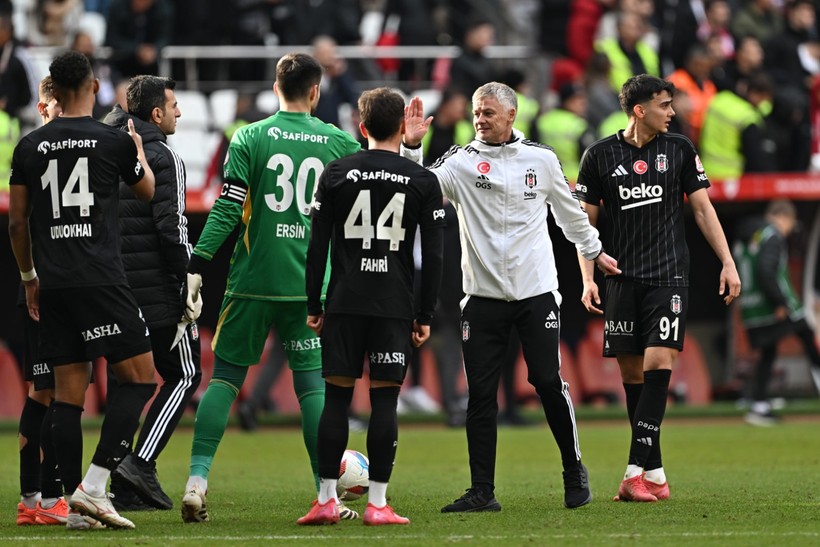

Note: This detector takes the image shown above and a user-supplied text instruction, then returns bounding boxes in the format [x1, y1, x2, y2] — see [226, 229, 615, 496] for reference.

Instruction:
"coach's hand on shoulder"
[183, 272, 203, 322]
[307, 314, 324, 336]
[411, 321, 430, 348]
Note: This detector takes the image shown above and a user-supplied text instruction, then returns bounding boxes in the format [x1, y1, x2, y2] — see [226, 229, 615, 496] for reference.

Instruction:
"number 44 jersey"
[10, 116, 145, 289]
[194, 111, 361, 301]
[306, 149, 445, 321]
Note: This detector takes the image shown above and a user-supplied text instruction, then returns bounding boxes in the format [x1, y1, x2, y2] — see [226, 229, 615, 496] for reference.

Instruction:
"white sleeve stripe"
[160, 142, 191, 257]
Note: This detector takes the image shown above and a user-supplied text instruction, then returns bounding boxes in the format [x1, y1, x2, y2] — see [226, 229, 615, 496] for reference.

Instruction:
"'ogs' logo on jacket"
[474, 174, 492, 190]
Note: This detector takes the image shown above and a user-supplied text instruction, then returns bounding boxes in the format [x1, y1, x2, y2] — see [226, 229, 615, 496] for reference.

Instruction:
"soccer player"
[16, 75, 68, 527]
[9, 51, 157, 530]
[574, 74, 741, 502]
[402, 82, 620, 512]
[102, 75, 201, 510]
[180, 52, 361, 523]
[297, 86, 444, 526]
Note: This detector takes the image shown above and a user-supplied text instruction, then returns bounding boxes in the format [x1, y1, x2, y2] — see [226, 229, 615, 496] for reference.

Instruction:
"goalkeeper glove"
[183, 272, 203, 322]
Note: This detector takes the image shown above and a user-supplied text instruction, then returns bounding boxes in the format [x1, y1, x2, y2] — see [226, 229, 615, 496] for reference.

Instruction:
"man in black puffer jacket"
[103, 76, 201, 511]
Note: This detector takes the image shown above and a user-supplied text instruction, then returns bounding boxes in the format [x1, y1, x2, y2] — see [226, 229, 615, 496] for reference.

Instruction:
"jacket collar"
[470, 127, 523, 154]
[103, 104, 167, 144]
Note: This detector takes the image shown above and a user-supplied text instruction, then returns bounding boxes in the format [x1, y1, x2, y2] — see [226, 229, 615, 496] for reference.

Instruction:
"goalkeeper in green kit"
[179, 53, 361, 523]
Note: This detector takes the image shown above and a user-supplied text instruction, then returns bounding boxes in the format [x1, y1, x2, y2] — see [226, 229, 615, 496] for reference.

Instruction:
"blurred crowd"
[1, 1, 820, 183]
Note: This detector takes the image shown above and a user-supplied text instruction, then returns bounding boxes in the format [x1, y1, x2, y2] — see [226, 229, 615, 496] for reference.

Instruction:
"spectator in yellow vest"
[597, 110, 628, 139]
[595, 11, 659, 92]
[700, 72, 776, 181]
[0, 109, 19, 191]
[535, 82, 596, 184]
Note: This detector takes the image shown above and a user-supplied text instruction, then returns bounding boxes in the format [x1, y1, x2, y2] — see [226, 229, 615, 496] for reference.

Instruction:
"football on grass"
[337, 449, 369, 501]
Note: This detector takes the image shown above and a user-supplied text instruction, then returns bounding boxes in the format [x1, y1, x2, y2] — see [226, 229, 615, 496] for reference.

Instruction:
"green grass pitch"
[1, 415, 819, 545]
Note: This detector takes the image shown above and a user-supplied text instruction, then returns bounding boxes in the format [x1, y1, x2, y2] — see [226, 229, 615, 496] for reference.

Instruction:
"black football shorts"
[320, 313, 413, 383]
[39, 284, 152, 367]
[21, 305, 55, 391]
[603, 278, 688, 357]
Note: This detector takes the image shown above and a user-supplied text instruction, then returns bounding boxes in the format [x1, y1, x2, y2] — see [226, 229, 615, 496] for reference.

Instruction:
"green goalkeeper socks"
[293, 369, 325, 491]
[189, 357, 247, 479]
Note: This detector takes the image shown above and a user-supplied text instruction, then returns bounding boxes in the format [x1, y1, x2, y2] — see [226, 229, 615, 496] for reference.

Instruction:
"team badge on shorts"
[655, 154, 668, 173]
[461, 321, 471, 342]
[670, 294, 682, 315]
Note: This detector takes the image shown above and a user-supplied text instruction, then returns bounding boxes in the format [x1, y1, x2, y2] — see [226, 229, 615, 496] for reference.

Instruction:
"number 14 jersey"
[10, 116, 145, 289]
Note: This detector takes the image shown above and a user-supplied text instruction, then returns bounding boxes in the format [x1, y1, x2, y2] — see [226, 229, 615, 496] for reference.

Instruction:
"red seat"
[672, 335, 712, 405]
[574, 320, 625, 405]
[0, 343, 26, 418]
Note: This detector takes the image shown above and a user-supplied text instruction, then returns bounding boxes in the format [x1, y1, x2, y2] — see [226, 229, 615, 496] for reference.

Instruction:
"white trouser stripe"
[137, 332, 196, 460]
[558, 354, 581, 461]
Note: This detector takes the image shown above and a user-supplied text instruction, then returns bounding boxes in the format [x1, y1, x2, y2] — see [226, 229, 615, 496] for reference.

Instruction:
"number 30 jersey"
[193, 111, 361, 301]
[306, 149, 445, 322]
[10, 116, 145, 289]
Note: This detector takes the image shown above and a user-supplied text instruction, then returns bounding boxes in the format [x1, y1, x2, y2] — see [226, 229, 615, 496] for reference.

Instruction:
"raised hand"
[403, 96, 433, 147]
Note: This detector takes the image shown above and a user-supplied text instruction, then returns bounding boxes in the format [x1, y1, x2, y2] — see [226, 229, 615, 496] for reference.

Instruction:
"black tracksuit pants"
[108, 322, 201, 462]
[460, 292, 581, 492]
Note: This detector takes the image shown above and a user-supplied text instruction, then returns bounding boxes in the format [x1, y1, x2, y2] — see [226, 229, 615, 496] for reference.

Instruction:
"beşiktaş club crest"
[461, 321, 471, 341]
[655, 154, 668, 173]
[524, 168, 537, 188]
[670, 294, 682, 315]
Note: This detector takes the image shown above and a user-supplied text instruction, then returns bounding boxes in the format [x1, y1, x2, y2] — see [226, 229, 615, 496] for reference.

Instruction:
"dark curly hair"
[619, 74, 675, 115]
[49, 51, 93, 92]
[126, 75, 176, 122]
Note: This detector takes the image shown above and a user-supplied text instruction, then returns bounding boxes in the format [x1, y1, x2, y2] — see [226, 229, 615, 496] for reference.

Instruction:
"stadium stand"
[167, 129, 221, 191]
[255, 90, 279, 115]
[208, 88, 238, 131]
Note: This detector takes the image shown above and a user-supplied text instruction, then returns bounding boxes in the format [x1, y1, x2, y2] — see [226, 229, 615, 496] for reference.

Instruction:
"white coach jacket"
[404, 133, 602, 302]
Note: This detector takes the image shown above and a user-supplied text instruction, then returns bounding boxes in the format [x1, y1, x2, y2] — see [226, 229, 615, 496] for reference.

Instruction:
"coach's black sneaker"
[441, 488, 502, 513]
[563, 462, 592, 509]
[113, 453, 173, 510]
[109, 476, 155, 512]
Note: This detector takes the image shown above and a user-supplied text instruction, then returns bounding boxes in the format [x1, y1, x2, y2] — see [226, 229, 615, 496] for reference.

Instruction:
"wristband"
[20, 268, 37, 282]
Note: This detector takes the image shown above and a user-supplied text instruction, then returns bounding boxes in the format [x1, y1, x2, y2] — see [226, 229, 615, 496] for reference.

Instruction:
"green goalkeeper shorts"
[211, 297, 321, 371]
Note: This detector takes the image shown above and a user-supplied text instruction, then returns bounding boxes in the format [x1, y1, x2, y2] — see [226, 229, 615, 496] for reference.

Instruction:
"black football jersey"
[10, 116, 145, 289]
[306, 149, 445, 320]
[575, 131, 710, 287]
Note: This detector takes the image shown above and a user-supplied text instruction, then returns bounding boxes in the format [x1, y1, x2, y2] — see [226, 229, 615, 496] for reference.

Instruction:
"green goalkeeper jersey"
[194, 110, 361, 300]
